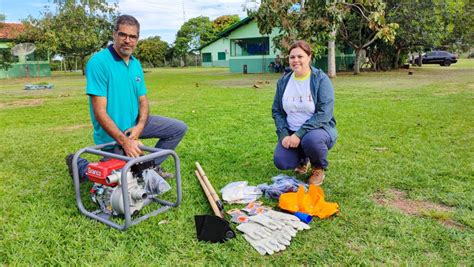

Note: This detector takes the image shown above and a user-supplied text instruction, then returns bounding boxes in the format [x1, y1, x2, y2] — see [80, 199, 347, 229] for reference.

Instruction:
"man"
[274, 55, 281, 73]
[66, 15, 187, 180]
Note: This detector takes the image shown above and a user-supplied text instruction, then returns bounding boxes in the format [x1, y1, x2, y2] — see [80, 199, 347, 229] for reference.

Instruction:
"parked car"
[410, 51, 458, 66]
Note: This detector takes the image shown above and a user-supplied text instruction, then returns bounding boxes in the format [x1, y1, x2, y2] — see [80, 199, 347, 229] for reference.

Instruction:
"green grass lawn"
[1, 60, 473, 265]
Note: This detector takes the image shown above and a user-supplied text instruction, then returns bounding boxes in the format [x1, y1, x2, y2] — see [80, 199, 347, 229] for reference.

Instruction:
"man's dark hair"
[113, 15, 140, 34]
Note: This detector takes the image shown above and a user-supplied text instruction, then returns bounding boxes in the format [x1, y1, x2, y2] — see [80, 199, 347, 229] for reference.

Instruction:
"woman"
[272, 40, 337, 185]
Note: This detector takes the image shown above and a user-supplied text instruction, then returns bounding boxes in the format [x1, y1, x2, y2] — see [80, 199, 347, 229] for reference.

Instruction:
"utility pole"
[182, 1, 186, 22]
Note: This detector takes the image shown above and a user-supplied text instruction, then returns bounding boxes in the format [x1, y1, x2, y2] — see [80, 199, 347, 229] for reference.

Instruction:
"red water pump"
[71, 142, 182, 230]
[85, 158, 149, 216]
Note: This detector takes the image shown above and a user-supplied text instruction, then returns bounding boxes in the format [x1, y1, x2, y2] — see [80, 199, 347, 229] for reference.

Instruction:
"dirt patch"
[56, 124, 90, 132]
[209, 78, 274, 88]
[432, 91, 459, 96]
[0, 99, 44, 109]
[373, 189, 463, 229]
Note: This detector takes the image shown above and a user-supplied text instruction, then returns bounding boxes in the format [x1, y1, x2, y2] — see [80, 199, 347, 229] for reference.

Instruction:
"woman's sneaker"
[308, 167, 325, 185]
[294, 162, 310, 175]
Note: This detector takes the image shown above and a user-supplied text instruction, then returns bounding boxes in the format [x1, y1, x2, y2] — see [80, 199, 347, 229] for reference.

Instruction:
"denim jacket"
[271, 66, 337, 143]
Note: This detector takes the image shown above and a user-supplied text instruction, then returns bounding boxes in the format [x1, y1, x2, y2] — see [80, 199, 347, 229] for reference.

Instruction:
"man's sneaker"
[308, 167, 325, 186]
[155, 166, 175, 179]
[65, 154, 89, 183]
[294, 162, 310, 175]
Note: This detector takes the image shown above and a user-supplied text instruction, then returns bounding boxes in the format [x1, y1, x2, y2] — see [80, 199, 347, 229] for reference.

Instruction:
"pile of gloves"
[236, 210, 310, 255]
[257, 174, 307, 199]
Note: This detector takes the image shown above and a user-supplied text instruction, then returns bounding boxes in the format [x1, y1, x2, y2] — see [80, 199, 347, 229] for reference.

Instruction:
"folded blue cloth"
[257, 174, 308, 200]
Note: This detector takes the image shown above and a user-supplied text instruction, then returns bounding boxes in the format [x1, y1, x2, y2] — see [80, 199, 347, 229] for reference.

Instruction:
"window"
[202, 53, 212, 62]
[218, 52, 226, 60]
[230, 37, 269, 57]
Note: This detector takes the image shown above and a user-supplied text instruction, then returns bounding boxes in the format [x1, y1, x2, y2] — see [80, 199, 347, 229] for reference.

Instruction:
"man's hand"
[124, 126, 143, 140]
[123, 126, 144, 157]
[282, 135, 300, 149]
[91, 95, 149, 158]
[121, 138, 144, 158]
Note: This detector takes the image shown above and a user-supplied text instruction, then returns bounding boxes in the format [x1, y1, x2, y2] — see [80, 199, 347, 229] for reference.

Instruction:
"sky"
[0, 0, 259, 43]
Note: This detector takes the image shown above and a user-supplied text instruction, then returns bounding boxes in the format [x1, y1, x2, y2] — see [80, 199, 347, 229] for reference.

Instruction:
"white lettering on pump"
[87, 169, 102, 177]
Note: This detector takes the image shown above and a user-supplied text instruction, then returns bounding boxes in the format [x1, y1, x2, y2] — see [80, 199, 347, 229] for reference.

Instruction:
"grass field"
[1, 60, 473, 265]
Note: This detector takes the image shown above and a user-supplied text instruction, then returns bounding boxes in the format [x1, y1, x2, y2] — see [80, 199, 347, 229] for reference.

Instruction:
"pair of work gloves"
[236, 210, 310, 255]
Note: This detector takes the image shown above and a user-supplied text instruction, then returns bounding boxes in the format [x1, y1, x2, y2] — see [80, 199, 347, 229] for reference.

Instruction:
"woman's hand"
[282, 134, 300, 149]
[282, 136, 291, 149]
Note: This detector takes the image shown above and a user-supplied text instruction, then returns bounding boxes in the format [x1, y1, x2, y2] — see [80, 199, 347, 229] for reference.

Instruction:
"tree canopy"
[366, 0, 472, 69]
[174, 15, 241, 67]
[212, 15, 240, 33]
[19, 0, 117, 74]
[250, 0, 398, 74]
[250, 0, 333, 57]
[336, 1, 398, 73]
[135, 36, 169, 68]
[173, 16, 214, 66]
[436, 0, 473, 52]
[0, 13, 13, 71]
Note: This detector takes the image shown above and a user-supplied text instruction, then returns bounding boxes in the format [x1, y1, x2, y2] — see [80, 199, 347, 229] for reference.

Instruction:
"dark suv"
[411, 51, 458, 66]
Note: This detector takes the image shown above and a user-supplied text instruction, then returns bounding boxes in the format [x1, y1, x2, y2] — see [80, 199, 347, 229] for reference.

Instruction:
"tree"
[336, 1, 398, 74]
[135, 36, 169, 67]
[20, 0, 117, 75]
[251, 0, 339, 75]
[375, 0, 471, 69]
[379, 1, 442, 69]
[212, 15, 240, 33]
[250, 0, 332, 60]
[250, 0, 397, 75]
[174, 16, 216, 66]
[321, 1, 343, 77]
[437, 0, 473, 53]
[18, 8, 56, 62]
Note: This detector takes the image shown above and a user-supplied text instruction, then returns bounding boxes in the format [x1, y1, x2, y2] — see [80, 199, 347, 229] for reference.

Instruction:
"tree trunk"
[394, 48, 401, 69]
[353, 48, 362, 74]
[417, 50, 422, 67]
[81, 56, 85, 75]
[327, 29, 337, 78]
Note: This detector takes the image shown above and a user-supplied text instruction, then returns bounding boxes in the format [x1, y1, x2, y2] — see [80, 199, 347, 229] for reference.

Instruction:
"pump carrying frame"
[71, 142, 182, 230]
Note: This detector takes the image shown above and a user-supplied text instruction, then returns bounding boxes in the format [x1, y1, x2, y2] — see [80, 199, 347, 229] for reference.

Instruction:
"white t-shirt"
[282, 73, 315, 131]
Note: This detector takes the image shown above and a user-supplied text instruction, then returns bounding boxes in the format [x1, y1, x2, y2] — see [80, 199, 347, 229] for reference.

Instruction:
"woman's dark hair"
[289, 40, 312, 57]
[114, 15, 140, 34]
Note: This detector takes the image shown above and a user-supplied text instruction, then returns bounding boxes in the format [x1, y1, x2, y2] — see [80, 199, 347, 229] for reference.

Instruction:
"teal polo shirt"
[86, 45, 147, 144]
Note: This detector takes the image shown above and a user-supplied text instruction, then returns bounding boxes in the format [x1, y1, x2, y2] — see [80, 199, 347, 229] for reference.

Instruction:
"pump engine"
[86, 159, 148, 216]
